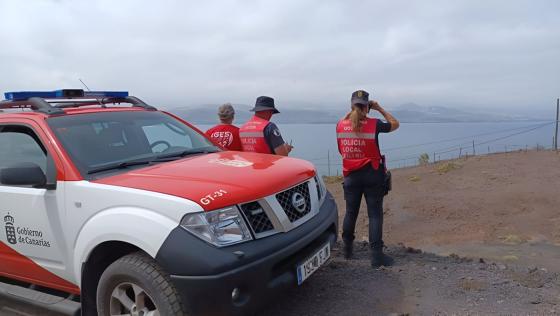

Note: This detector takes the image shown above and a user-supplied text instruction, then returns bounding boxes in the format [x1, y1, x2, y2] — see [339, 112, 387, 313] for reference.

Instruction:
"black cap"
[250, 96, 280, 114]
[351, 90, 369, 106]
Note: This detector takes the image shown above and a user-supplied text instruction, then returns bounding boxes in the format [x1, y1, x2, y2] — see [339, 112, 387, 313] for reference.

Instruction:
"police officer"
[336, 90, 399, 268]
[205, 103, 242, 151]
[239, 96, 293, 156]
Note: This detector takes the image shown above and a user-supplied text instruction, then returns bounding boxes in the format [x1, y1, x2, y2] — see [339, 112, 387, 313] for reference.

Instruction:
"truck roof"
[0, 89, 157, 118]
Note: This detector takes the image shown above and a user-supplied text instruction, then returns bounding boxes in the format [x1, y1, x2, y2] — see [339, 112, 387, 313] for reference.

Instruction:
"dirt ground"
[262, 243, 560, 315]
[262, 150, 560, 315]
[328, 150, 560, 272]
[2, 150, 560, 315]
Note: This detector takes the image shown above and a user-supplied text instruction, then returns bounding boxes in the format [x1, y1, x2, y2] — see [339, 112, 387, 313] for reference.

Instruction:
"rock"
[406, 247, 422, 254]
[432, 266, 437, 271]
[479, 258, 485, 263]
[498, 264, 507, 270]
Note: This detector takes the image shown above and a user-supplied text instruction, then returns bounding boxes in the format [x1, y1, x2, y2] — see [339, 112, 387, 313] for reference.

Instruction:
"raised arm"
[369, 101, 399, 131]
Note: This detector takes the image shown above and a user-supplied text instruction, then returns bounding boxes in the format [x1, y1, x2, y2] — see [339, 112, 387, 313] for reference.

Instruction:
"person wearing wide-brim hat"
[336, 89, 399, 268]
[239, 96, 293, 156]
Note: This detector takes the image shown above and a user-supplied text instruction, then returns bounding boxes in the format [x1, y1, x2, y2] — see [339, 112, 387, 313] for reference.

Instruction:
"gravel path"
[2, 245, 559, 315]
[261, 242, 560, 315]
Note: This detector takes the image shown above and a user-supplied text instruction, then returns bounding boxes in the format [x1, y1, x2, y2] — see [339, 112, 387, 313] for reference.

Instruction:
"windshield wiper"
[154, 147, 219, 161]
[87, 159, 153, 175]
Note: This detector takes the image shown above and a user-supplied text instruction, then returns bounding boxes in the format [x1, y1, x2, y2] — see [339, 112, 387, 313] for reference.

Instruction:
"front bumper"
[155, 191, 338, 316]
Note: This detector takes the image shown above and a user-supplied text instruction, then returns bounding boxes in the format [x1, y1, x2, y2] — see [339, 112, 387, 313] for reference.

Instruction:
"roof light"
[4, 91, 58, 101]
[84, 91, 129, 98]
[4, 89, 129, 101]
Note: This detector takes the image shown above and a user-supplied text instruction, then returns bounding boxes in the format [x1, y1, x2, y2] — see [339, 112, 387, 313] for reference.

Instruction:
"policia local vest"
[239, 116, 273, 154]
[336, 117, 382, 176]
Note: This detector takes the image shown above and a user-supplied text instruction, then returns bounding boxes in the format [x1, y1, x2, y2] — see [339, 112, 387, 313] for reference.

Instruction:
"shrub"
[418, 153, 430, 165]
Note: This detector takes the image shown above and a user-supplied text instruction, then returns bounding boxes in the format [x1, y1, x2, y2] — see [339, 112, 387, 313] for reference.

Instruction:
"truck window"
[142, 122, 193, 153]
[47, 111, 215, 177]
[0, 126, 47, 173]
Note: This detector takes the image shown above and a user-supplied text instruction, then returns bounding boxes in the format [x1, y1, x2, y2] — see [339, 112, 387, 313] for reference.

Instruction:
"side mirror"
[0, 162, 47, 188]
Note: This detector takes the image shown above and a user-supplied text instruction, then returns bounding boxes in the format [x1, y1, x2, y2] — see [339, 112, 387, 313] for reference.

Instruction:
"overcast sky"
[0, 0, 558, 112]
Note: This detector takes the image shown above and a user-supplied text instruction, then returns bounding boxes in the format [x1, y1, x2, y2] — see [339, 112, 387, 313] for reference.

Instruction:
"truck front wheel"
[96, 252, 188, 316]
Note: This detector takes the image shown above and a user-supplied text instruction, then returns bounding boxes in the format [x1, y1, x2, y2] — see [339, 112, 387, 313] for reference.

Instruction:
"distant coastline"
[169, 102, 541, 125]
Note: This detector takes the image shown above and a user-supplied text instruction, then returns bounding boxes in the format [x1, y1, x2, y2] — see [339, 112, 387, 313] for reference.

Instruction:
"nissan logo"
[291, 192, 307, 213]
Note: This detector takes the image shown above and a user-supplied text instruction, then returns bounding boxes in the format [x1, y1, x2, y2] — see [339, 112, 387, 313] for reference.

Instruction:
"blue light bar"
[4, 89, 129, 101]
[4, 91, 58, 101]
[84, 91, 129, 98]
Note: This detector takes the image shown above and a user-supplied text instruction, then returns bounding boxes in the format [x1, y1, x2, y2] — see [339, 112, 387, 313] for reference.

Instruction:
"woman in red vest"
[336, 90, 399, 268]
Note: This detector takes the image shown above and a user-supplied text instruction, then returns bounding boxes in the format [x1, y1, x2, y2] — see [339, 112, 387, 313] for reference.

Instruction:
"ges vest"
[205, 124, 242, 151]
[336, 118, 382, 176]
[239, 116, 273, 154]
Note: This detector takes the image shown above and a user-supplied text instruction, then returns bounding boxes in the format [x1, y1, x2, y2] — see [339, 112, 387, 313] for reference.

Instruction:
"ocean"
[195, 121, 557, 176]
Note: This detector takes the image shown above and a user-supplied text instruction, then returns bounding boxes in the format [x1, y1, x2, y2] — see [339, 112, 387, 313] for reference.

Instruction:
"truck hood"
[94, 151, 316, 211]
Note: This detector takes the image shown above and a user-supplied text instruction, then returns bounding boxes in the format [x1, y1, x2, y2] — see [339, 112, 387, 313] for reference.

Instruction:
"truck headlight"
[180, 206, 253, 247]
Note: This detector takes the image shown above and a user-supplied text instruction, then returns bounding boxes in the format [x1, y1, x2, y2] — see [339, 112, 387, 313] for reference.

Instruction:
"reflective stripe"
[239, 132, 264, 138]
[336, 132, 376, 140]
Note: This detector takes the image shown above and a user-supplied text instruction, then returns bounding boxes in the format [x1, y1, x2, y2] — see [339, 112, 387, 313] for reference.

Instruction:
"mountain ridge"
[168, 103, 536, 124]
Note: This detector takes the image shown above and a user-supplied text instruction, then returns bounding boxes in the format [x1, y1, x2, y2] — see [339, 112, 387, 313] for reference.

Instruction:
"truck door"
[0, 123, 78, 293]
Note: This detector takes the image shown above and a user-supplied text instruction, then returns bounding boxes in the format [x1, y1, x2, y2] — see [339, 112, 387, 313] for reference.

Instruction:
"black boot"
[343, 241, 353, 259]
[371, 248, 394, 268]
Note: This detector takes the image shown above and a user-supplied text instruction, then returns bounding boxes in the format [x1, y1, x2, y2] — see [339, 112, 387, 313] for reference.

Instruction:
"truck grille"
[239, 201, 274, 235]
[276, 182, 311, 222]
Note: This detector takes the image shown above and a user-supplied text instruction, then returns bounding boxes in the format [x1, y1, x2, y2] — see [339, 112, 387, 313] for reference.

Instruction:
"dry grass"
[499, 234, 527, 245]
[459, 279, 487, 292]
[501, 255, 519, 261]
[409, 175, 421, 182]
[435, 161, 461, 174]
[323, 175, 343, 184]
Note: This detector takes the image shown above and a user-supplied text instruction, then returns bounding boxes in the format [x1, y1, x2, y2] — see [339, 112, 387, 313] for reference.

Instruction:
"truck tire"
[96, 252, 188, 316]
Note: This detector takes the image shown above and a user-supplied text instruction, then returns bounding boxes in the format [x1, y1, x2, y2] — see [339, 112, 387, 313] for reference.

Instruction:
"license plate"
[296, 243, 331, 285]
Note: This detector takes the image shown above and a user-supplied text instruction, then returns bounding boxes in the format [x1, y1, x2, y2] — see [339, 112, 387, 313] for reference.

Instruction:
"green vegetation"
[418, 153, 430, 166]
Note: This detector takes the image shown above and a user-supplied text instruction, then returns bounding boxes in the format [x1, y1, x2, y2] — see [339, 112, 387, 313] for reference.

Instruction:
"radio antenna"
[78, 78, 105, 107]
[79, 78, 92, 91]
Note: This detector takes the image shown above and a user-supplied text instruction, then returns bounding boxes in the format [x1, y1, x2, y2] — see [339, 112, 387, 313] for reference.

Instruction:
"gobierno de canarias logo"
[3, 213, 51, 247]
[4, 213, 17, 245]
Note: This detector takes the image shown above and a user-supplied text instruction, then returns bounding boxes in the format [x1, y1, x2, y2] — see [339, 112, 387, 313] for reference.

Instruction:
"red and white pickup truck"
[0, 90, 338, 316]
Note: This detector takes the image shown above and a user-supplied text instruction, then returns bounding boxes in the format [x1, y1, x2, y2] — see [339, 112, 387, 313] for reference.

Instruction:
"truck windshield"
[47, 111, 218, 177]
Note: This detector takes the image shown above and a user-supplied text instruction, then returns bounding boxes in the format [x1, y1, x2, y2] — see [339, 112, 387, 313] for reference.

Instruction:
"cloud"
[0, 0, 558, 110]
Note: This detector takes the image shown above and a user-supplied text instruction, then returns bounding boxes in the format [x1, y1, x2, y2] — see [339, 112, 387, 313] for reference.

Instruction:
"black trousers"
[342, 163, 385, 249]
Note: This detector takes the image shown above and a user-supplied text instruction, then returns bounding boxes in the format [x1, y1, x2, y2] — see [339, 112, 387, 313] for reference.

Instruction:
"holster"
[381, 155, 392, 195]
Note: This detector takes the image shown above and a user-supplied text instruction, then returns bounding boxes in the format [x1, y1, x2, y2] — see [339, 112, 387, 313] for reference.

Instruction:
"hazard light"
[4, 89, 129, 101]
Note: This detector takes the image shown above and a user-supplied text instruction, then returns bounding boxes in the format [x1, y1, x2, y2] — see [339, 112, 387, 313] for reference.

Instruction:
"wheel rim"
[109, 282, 160, 316]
